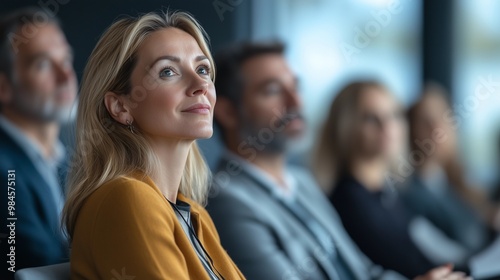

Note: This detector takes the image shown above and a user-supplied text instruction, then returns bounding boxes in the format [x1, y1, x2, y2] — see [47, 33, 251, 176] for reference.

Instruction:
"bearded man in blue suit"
[0, 7, 78, 279]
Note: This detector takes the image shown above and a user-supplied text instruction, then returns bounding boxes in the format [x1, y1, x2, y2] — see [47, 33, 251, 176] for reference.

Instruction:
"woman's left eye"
[197, 65, 211, 75]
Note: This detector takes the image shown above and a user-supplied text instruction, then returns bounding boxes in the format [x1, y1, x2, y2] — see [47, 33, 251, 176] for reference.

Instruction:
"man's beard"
[11, 87, 77, 124]
[238, 110, 304, 155]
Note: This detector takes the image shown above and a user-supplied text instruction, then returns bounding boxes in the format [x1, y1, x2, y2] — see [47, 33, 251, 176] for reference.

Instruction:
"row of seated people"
[1, 6, 499, 280]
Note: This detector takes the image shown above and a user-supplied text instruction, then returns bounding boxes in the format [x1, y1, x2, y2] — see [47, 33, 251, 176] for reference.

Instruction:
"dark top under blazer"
[330, 174, 435, 278]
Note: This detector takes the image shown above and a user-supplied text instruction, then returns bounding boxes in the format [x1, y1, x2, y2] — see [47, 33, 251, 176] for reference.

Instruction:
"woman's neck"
[349, 156, 388, 191]
[148, 138, 192, 203]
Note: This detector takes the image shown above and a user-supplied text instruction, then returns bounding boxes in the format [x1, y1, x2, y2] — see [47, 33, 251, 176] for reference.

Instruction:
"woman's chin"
[197, 132, 213, 139]
[188, 129, 213, 140]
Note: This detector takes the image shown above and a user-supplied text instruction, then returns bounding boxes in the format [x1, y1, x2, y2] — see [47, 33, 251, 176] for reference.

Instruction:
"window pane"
[454, 0, 500, 185]
[249, 0, 422, 152]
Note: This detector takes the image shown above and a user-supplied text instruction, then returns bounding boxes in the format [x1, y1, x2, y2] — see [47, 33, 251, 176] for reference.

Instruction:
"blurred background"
[1, 0, 499, 192]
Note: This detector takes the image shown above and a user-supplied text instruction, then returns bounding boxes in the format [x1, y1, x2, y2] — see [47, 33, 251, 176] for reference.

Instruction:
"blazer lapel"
[229, 161, 342, 280]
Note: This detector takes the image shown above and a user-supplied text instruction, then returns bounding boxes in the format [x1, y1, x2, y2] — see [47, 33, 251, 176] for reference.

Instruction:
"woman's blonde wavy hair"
[62, 11, 214, 239]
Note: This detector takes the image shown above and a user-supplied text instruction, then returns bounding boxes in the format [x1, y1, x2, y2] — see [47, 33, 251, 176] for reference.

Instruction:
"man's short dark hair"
[214, 41, 285, 140]
[0, 6, 61, 82]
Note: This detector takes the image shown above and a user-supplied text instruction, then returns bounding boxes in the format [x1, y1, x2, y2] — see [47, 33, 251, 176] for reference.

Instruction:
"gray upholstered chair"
[14, 262, 70, 280]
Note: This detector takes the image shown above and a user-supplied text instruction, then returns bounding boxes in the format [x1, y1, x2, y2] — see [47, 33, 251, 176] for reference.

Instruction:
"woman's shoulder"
[95, 174, 162, 202]
[72, 174, 178, 268]
[79, 174, 172, 224]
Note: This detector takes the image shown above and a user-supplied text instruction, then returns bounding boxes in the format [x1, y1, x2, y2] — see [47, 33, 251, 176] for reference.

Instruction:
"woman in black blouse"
[313, 81, 451, 278]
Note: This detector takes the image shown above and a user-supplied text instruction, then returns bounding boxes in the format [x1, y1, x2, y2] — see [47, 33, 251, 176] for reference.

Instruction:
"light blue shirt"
[0, 115, 65, 216]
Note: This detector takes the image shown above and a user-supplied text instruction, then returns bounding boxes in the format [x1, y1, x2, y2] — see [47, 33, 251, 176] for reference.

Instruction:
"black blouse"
[330, 174, 435, 278]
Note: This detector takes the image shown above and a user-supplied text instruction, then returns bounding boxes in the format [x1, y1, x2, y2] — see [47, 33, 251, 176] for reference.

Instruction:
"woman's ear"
[104, 92, 132, 125]
[214, 97, 239, 130]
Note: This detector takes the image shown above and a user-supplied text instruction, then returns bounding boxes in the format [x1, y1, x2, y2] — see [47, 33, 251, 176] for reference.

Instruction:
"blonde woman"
[313, 81, 471, 278]
[313, 81, 406, 192]
[62, 11, 244, 280]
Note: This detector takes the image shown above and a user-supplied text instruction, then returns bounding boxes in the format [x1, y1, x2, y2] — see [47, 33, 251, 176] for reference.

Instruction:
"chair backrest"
[14, 262, 70, 280]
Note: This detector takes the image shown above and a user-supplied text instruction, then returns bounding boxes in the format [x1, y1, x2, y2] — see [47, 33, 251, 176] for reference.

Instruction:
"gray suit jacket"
[207, 156, 405, 280]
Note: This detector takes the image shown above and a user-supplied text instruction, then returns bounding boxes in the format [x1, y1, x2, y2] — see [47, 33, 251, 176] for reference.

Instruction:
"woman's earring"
[126, 120, 135, 134]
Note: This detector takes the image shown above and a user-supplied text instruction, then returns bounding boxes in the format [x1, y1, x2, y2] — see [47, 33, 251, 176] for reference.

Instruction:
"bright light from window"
[355, 0, 395, 8]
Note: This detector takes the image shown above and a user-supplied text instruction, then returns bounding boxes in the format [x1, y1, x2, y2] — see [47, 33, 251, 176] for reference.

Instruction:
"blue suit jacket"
[0, 126, 69, 280]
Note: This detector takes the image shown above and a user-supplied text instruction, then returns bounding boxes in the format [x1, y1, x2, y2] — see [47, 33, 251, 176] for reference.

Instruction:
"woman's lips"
[181, 103, 211, 114]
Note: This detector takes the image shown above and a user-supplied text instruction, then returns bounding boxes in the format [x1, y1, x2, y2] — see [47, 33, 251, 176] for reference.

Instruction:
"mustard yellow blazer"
[70, 172, 245, 280]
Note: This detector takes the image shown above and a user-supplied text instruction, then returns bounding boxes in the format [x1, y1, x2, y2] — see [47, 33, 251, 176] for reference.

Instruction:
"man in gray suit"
[207, 42, 469, 280]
